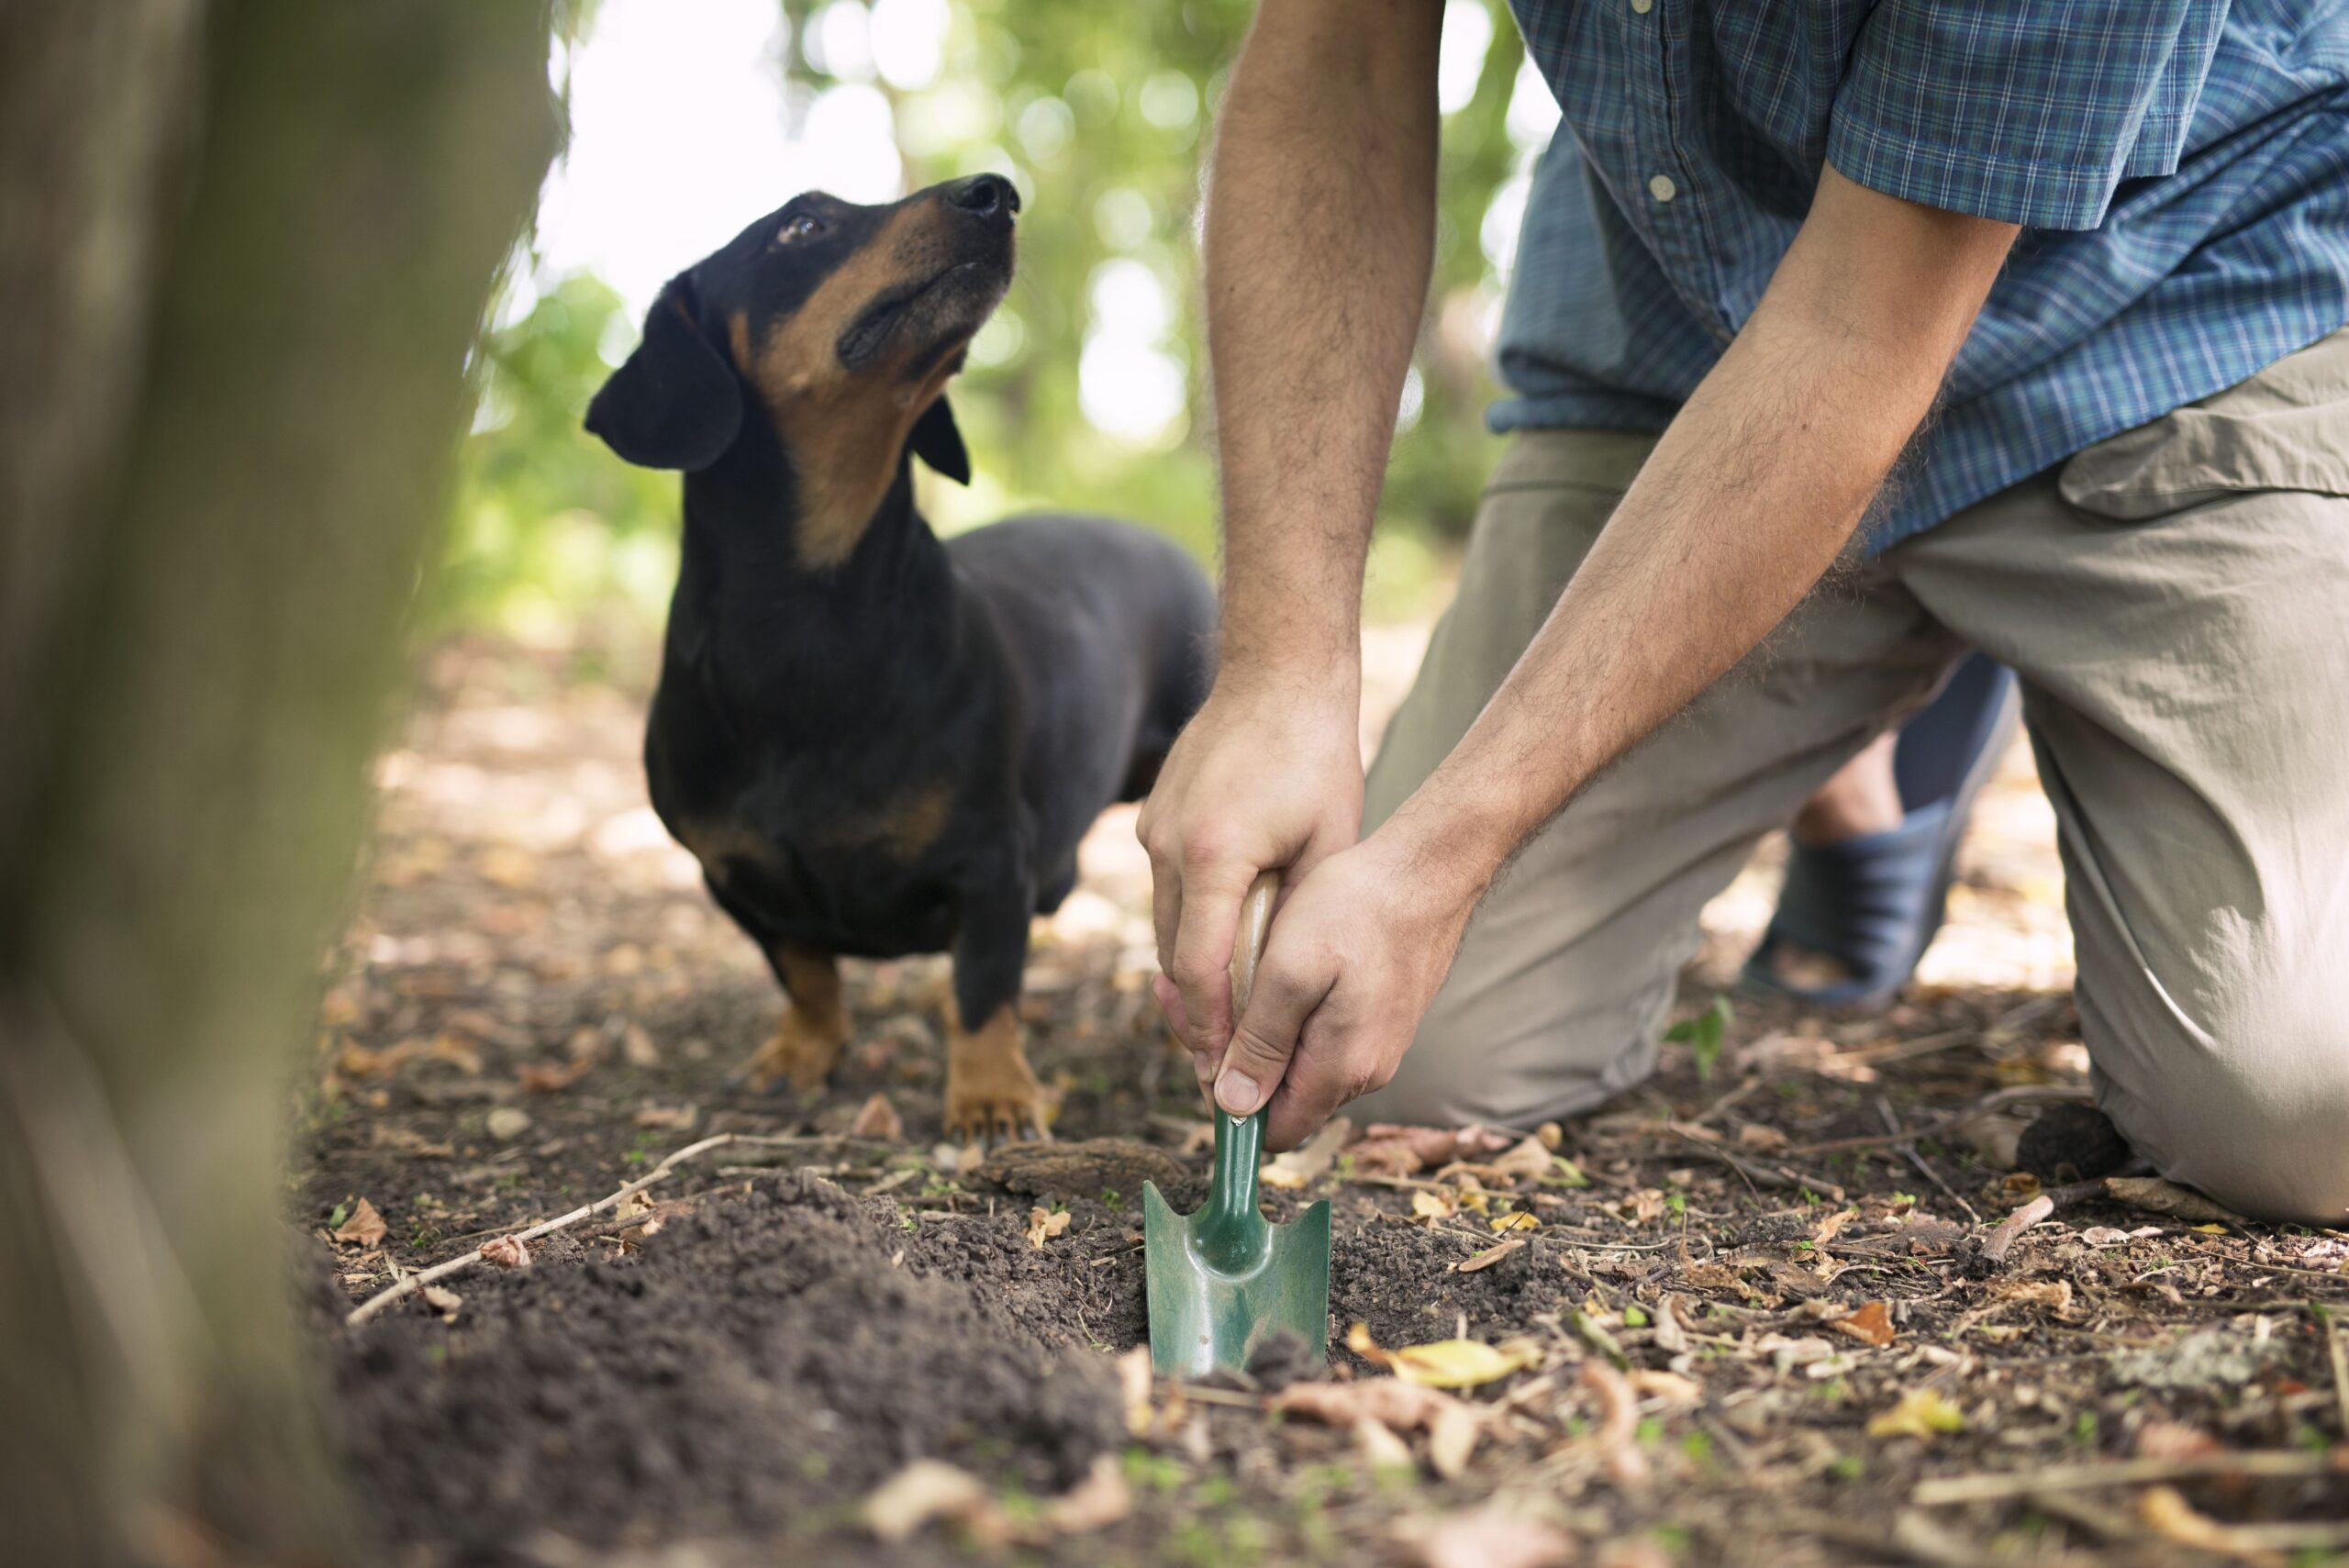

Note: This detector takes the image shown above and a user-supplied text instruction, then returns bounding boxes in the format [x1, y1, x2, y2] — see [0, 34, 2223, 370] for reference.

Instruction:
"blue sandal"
[1742, 655, 2021, 1009]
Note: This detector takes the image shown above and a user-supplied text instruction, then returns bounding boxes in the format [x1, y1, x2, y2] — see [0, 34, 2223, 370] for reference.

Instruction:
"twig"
[1876, 1094, 1979, 1223]
[1912, 1449, 2348, 1505]
[346, 1133, 736, 1326]
[1667, 1125, 1841, 1200]
[2323, 1304, 2349, 1442]
[1785, 1084, 2093, 1156]
[1979, 1194, 2054, 1265]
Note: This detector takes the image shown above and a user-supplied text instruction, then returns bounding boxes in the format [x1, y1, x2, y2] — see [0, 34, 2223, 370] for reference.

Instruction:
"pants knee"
[2121, 1010, 2349, 1225]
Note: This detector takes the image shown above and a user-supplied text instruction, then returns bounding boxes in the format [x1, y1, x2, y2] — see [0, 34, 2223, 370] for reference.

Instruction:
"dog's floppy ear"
[907, 394, 971, 485]
[584, 275, 742, 472]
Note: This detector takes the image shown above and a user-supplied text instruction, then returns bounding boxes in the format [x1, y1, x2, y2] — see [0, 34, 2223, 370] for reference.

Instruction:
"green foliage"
[438, 274, 681, 636]
[1664, 995, 1734, 1083]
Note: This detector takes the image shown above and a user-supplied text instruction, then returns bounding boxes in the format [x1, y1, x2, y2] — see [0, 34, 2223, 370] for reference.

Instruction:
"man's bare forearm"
[1205, 0, 1441, 693]
[1380, 171, 2018, 896]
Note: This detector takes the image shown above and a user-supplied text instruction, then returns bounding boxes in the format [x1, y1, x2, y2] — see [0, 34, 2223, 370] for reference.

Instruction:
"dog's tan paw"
[944, 1005, 1051, 1146]
[735, 1006, 848, 1095]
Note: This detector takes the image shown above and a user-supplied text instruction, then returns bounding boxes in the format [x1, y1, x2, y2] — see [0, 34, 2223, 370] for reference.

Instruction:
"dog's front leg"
[736, 939, 850, 1094]
[942, 871, 1049, 1146]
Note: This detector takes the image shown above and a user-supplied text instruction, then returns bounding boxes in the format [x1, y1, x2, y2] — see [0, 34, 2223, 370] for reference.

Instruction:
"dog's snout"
[945, 173, 1019, 220]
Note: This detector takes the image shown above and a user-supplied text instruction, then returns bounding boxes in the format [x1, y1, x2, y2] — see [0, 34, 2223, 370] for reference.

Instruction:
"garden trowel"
[1143, 871, 1331, 1378]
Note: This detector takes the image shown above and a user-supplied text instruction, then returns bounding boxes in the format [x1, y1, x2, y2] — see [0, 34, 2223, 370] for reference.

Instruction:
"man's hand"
[1209, 827, 1480, 1148]
[1136, 684, 1361, 1085]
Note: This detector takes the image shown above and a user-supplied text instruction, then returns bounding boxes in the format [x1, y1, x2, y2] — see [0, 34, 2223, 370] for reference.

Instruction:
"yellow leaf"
[1348, 1323, 1538, 1389]
[1411, 1189, 1454, 1220]
[1260, 1117, 1352, 1189]
[1026, 1207, 1071, 1250]
[1866, 1386, 1965, 1440]
[1489, 1210, 1539, 1233]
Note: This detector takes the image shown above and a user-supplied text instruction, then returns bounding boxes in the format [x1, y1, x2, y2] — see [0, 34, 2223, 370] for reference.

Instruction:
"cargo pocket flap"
[2061, 330, 2349, 521]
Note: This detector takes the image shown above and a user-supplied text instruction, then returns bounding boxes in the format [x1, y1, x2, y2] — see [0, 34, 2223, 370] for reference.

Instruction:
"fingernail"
[1215, 1069, 1259, 1115]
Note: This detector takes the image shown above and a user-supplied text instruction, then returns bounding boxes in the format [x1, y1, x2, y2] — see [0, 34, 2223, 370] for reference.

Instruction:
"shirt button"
[1648, 172, 1677, 203]
[1631, 0, 1652, 11]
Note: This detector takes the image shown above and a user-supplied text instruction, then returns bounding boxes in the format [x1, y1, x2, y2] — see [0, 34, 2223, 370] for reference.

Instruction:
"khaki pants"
[1357, 330, 2349, 1224]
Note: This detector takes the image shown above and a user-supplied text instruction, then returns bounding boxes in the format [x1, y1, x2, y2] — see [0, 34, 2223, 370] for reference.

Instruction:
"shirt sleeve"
[1826, 1, 2223, 231]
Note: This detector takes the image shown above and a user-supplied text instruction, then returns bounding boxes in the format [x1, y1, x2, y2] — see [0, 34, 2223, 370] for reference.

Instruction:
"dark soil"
[325, 1179, 1121, 1564]
[305, 639, 2349, 1568]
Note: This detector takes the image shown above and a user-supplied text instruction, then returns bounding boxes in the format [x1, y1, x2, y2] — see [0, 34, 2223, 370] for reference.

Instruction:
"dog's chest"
[663, 776, 965, 954]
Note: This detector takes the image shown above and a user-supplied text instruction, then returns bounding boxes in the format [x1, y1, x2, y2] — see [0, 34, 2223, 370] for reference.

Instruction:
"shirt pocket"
[2059, 328, 2349, 521]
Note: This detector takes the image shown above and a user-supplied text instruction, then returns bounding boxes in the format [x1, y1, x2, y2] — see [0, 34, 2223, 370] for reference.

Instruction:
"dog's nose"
[945, 173, 1019, 219]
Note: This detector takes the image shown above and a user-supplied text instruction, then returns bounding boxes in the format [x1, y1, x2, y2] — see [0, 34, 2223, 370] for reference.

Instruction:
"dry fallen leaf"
[1355, 1417, 1418, 1473]
[1116, 1346, 1153, 1437]
[1026, 1207, 1071, 1250]
[1261, 1117, 1353, 1190]
[1459, 1238, 1527, 1273]
[517, 1057, 593, 1093]
[1867, 1386, 1965, 1440]
[851, 1092, 905, 1141]
[1398, 1508, 1573, 1568]
[1651, 1294, 1690, 1354]
[1041, 1455, 1130, 1534]
[2139, 1485, 2257, 1558]
[1629, 1369, 1702, 1404]
[484, 1106, 531, 1141]
[1489, 1210, 1539, 1233]
[1348, 1323, 1539, 1389]
[2079, 1225, 2162, 1247]
[1735, 1123, 1790, 1154]
[1411, 1189, 1456, 1222]
[1274, 1376, 1467, 1435]
[420, 1284, 462, 1319]
[334, 1197, 387, 1248]
[1427, 1402, 1481, 1480]
[612, 1191, 662, 1243]
[862, 1459, 991, 1543]
[1831, 1301, 1896, 1348]
[1581, 1360, 1651, 1486]
[619, 1022, 662, 1068]
[1993, 1278, 2074, 1316]
[1359, 1123, 1513, 1166]
[1486, 1135, 1557, 1181]
[477, 1235, 529, 1269]
[2134, 1419, 2221, 1462]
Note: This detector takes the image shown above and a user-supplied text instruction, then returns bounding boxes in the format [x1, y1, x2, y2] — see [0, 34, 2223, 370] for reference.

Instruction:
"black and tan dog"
[585, 174, 1214, 1142]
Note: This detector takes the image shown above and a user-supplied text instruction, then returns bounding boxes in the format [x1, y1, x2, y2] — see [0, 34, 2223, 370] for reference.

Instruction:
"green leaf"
[1664, 995, 1733, 1083]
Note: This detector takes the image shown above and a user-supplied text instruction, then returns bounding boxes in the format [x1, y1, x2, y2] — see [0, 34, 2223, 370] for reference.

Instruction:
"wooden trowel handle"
[1230, 870, 1279, 1018]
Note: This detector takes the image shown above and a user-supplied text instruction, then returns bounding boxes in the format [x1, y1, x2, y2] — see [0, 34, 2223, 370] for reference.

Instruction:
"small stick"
[2323, 1305, 2349, 1442]
[1912, 1449, 2348, 1506]
[1786, 1084, 2093, 1156]
[1978, 1194, 2054, 1265]
[346, 1133, 736, 1327]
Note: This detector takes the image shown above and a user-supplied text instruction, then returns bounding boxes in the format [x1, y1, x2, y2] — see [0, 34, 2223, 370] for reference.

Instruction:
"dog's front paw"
[944, 1006, 1052, 1146]
[735, 1006, 848, 1095]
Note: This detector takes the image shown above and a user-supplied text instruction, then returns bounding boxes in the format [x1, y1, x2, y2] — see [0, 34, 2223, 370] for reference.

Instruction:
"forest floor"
[302, 628, 2349, 1568]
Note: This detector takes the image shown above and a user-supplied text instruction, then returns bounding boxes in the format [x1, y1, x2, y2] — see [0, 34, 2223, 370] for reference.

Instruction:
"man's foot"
[2016, 1102, 2137, 1184]
[1744, 655, 2021, 1008]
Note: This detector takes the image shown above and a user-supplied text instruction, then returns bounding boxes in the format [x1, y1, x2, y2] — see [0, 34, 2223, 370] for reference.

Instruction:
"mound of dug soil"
[324, 1179, 1122, 1562]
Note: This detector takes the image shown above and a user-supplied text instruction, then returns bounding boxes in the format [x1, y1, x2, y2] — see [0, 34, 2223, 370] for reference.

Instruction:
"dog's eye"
[778, 212, 824, 244]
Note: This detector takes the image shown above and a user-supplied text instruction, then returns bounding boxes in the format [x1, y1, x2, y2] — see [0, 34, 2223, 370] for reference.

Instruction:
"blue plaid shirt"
[1493, 0, 2349, 549]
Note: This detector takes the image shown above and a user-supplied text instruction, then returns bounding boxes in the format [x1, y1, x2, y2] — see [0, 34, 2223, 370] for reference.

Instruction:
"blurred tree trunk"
[0, 2, 558, 1562]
